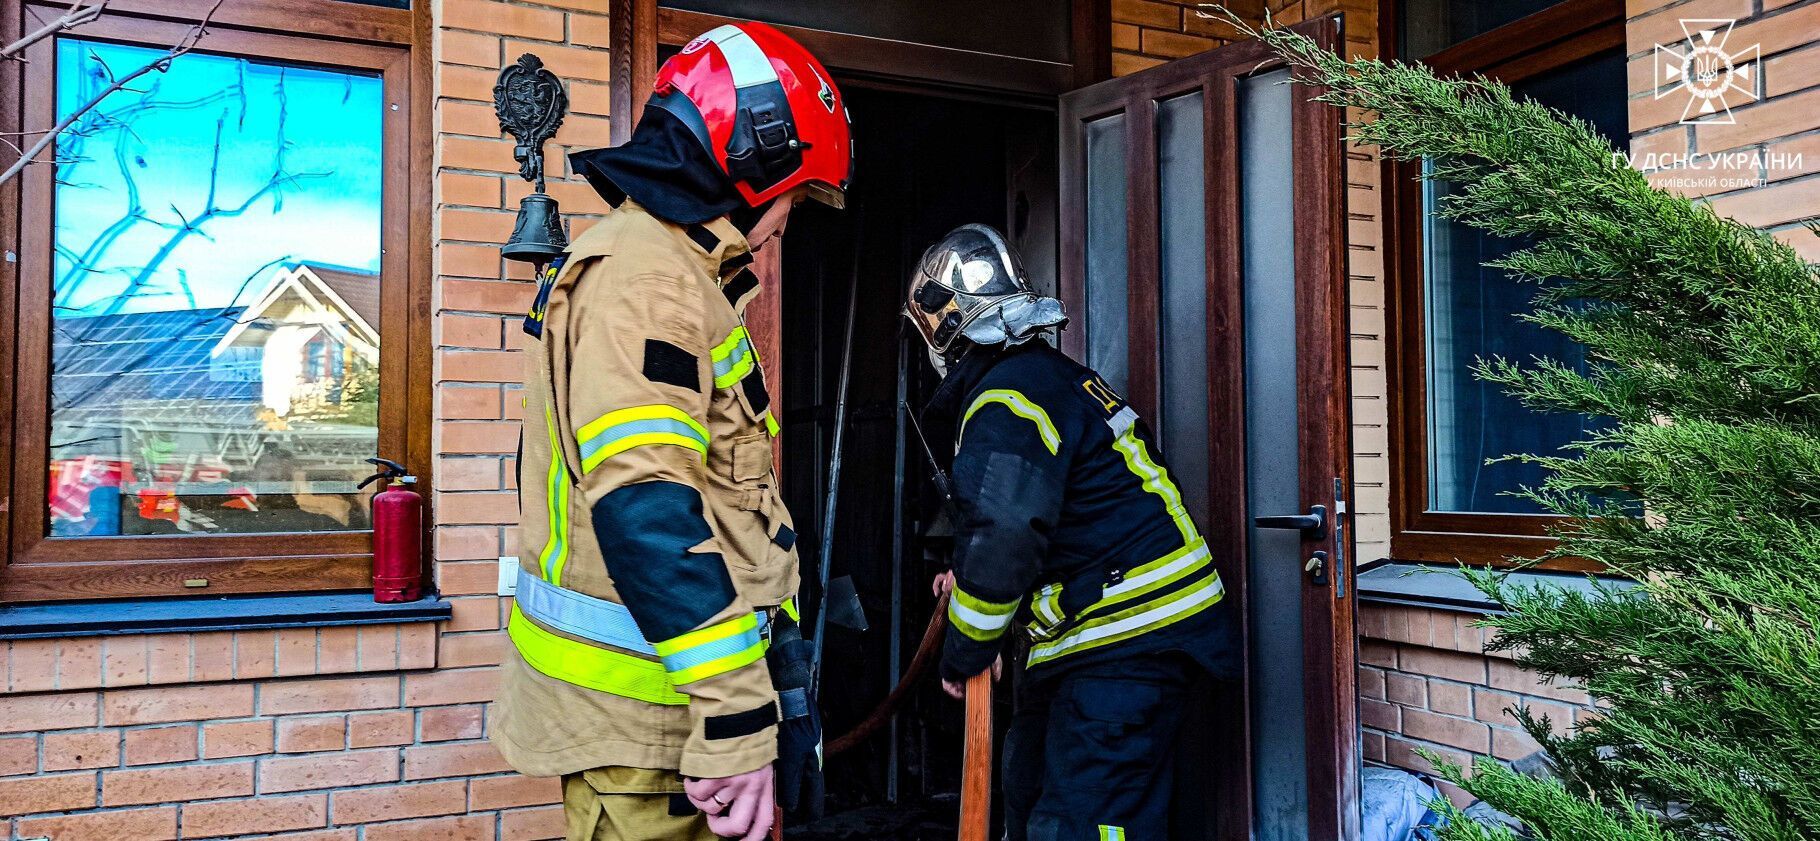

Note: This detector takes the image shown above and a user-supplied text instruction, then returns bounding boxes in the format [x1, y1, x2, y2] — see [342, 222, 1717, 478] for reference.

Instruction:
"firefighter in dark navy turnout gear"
[908, 225, 1239, 841]
[492, 22, 849, 841]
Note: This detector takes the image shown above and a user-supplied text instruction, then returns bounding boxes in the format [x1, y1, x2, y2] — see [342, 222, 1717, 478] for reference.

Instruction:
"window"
[3, 2, 430, 601]
[1386, 0, 1625, 568]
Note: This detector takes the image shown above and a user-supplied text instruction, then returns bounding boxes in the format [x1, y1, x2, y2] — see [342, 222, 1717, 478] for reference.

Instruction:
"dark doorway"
[776, 86, 1053, 838]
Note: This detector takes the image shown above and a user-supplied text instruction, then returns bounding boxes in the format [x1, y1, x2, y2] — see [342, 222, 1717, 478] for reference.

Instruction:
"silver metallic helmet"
[904, 224, 1067, 355]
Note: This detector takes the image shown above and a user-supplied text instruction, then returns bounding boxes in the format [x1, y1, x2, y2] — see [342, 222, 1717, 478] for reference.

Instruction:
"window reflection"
[49, 39, 384, 536]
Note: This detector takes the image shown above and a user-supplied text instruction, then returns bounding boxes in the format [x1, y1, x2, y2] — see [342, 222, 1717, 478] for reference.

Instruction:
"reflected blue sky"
[53, 39, 384, 316]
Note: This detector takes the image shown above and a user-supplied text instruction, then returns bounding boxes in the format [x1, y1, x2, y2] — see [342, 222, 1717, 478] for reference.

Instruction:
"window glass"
[1399, 0, 1561, 59]
[49, 39, 385, 536]
[1423, 49, 1625, 514]
[1084, 113, 1129, 396]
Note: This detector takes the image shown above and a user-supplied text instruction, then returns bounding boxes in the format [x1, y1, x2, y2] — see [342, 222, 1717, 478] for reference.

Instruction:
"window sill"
[0, 591, 450, 640]
[1356, 559, 1633, 615]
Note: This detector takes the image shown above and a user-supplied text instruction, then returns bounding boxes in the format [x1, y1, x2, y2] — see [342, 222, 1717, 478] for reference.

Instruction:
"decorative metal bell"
[493, 54, 571, 269]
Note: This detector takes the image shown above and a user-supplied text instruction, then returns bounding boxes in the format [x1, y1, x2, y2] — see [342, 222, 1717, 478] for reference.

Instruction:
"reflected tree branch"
[0, 0, 225, 186]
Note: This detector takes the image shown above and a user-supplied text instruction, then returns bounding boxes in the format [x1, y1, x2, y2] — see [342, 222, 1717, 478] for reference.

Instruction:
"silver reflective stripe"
[1103, 541, 1210, 601]
[949, 597, 1015, 633]
[517, 574, 772, 656]
[708, 26, 780, 88]
[1107, 406, 1138, 438]
[516, 573, 656, 655]
[1028, 574, 1225, 663]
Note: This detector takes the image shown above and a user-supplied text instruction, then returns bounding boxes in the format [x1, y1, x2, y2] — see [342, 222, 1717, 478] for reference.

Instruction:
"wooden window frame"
[1382, 0, 1623, 571]
[0, 0, 433, 602]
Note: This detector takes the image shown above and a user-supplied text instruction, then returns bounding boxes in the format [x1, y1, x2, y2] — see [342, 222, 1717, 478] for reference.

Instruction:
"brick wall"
[1357, 603, 1597, 804]
[1110, 0, 1393, 563]
[1626, 0, 1820, 258]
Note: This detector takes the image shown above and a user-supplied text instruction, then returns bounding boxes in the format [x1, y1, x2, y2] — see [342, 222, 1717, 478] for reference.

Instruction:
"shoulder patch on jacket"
[1079, 373, 1127, 420]
[643, 339, 702, 392]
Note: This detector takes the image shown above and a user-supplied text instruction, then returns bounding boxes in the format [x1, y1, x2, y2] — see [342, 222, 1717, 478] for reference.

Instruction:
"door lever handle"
[1253, 504, 1326, 538]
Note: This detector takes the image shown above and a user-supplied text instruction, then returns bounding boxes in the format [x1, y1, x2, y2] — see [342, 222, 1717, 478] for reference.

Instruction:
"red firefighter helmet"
[650, 23, 852, 209]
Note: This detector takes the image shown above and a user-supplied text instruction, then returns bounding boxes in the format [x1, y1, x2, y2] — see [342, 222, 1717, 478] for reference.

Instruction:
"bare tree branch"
[0, 0, 225, 186]
[2, 0, 109, 62]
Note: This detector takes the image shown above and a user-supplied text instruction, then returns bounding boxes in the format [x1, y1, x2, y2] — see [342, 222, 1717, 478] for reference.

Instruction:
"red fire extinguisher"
[360, 458, 422, 603]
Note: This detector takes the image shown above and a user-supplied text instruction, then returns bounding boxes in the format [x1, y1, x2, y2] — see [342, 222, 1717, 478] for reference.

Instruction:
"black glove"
[768, 613, 825, 820]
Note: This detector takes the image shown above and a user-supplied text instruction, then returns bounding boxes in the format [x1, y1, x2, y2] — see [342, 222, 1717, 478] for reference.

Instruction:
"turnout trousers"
[1003, 654, 1196, 841]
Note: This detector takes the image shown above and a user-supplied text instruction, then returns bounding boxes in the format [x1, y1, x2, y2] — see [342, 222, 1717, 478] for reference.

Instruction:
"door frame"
[1056, 18, 1358, 841]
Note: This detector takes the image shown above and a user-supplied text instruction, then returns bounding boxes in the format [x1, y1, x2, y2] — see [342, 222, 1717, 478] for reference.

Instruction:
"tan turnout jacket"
[492, 200, 797, 780]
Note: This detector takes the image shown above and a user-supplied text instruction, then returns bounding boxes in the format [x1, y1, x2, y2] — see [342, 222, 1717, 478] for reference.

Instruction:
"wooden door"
[1057, 18, 1358, 841]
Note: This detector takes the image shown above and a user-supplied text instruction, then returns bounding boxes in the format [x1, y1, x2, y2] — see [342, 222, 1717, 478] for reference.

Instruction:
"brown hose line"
[825, 593, 949, 757]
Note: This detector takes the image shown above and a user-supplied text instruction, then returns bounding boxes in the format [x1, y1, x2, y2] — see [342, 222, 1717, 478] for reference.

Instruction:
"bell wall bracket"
[494, 53, 571, 267]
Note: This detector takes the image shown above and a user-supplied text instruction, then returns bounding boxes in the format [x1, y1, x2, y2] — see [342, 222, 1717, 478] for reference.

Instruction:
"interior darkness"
[777, 87, 1053, 838]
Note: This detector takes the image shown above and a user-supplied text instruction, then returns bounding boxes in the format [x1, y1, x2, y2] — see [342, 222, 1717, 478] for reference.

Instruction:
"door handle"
[1253, 504, 1326, 539]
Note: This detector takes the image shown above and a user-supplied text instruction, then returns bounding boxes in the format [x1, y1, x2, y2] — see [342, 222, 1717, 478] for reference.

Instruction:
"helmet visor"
[904, 225, 1028, 353]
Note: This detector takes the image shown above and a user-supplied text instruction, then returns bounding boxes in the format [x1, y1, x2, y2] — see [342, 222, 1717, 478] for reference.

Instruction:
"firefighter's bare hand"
[685, 765, 775, 840]
[932, 570, 956, 599]
[941, 656, 1003, 700]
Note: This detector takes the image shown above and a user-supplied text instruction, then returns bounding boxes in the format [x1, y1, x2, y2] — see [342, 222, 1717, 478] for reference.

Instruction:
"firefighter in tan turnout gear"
[491, 23, 851, 841]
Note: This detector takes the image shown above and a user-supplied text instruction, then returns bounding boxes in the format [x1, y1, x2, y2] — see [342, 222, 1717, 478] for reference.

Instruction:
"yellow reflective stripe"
[763, 411, 780, 437]
[507, 604, 688, 705]
[780, 598, 800, 623]
[1099, 827, 1125, 841]
[711, 326, 758, 388]
[655, 613, 765, 684]
[1026, 568, 1224, 667]
[576, 405, 710, 472]
[1112, 428, 1197, 543]
[961, 389, 1060, 455]
[948, 586, 1020, 642]
[537, 407, 571, 584]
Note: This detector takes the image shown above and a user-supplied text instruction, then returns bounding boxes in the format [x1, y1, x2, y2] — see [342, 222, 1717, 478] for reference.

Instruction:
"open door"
[1057, 18, 1359, 841]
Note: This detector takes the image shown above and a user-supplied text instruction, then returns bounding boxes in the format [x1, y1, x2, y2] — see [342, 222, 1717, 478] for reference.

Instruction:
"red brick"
[57, 639, 104, 690]
[1113, 0, 1182, 28]
[438, 632, 506, 669]
[0, 772, 97, 816]
[103, 761, 253, 806]
[357, 625, 401, 672]
[8, 639, 59, 693]
[350, 710, 416, 749]
[440, 351, 526, 386]
[1397, 647, 1486, 684]
[1698, 88, 1820, 154]
[1359, 697, 1399, 731]
[404, 741, 512, 780]
[0, 737, 36, 775]
[442, 278, 535, 315]
[404, 667, 499, 707]
[439, 561, 502, 597]
[43, 730, 120, 771]
[260, 675, 398, 716]
[1356, 666, 1385, 701]
[251, 831, 357, 841]
[421, 705, 487, 743]
[439, 385, 505, 421]
[439, 457, 505, 492]
[443, 64, 502, 103]
[501, 804, 566, 841]
[365, 814, 495, 841]
[442, 242, 505, 280]
[437, 524, 503, 559]
[1486, 661, 1590, 704]
[1712, 176, 1820, 228]
[503, 40, 612, 83]
[400, 625, 439, 670]
[331, 779, 467, 825]
[438, 491, 521, 525]
[146, 634, 190, 685]
[1427, 680, 1472, 717]
[318, 626, 360, 674]
[472, 773, 562, 810]
[203, 720, 274, 759]
[1, 694, 99, 735]
[446, 597, 503, 632]
[103, 636, 149, 687]
[1402, 708, 1491, 753]
[571, 11, 611, 48]
[1357, 640, 1396, 668]
[568, 82, 612, 117]
[443, 136, 519, 175]
[442, 28, 501, 69]
[104, 684, 252, 726]
[443, 314, 505, 350]
[277, 716, 349, 754]
[260, 749, 400, 794]
[277, 628, 319, 677]
[1384, 672, 1425, 707]
[17, 806, 176, 841]
[1491, 726, 1540, 761]
[1384, 734, 1470, 777]
[182, 793, 328, 838]
[1112, 52, 1167, 76]
[1140, 28, 1215, 58]
[125, 725, 198, 765]
[235, 630, 278, 679]
[444, 99, 506, 140]
[444, 0, 564, 40]
[191, 633, 235, 683]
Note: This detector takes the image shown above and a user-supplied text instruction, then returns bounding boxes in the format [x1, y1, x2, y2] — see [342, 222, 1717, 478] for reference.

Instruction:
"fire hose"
[825, 593, 949, 757]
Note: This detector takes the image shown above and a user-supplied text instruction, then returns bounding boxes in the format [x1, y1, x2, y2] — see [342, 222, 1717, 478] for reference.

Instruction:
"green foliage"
[1234, 14, 1820, 841]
